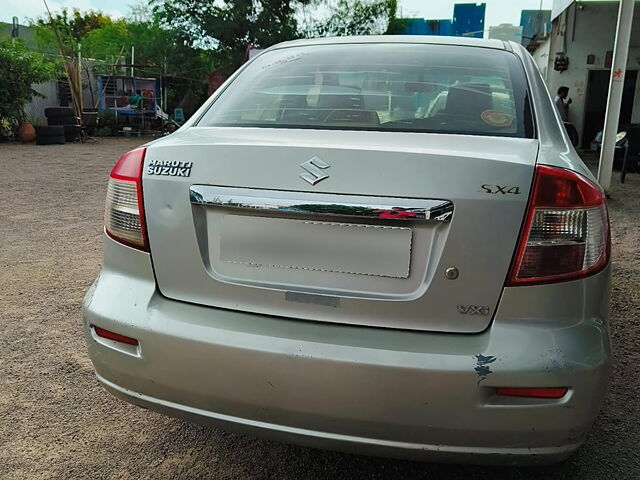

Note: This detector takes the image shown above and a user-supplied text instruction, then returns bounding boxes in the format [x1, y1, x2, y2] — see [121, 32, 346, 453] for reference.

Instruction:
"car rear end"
[83, 37, 611, 465]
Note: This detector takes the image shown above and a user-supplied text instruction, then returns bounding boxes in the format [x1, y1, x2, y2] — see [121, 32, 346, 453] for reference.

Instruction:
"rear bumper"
[97, 374, 582, 465]
[83, 236, 611, 465]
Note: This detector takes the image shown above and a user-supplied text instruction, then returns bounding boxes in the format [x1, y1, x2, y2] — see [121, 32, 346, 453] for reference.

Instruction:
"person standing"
[128, 90, 144, 111]
[128, 89, 145, 132]
[554, 86, 572, 122]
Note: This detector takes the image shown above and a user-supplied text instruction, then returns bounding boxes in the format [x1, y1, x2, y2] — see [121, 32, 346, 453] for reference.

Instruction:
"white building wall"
[23, 62, 100, 121]
[23, 82, 58, 124]
[489, 23, 523, 42]
[532, 36, 552, 81]
[544, 1, 640, 142]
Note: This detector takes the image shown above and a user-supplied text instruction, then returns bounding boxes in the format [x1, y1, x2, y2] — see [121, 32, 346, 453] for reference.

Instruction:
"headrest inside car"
[445, 83, 492, 116]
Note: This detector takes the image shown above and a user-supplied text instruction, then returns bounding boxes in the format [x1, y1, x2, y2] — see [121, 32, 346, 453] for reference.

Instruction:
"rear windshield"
[197, 43, 533, 138]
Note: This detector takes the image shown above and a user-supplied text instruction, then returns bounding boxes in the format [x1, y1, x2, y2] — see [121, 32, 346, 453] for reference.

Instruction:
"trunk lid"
[143, 127, 538, 333]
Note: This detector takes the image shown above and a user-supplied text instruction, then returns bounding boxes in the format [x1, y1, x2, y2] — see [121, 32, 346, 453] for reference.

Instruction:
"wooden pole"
[93, 46, 126, 110]
[77, 42, 83, 114]
[43, 0, 82, 119]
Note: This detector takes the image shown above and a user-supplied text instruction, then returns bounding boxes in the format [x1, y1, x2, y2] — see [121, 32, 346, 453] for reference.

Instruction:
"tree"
[80, 20, 131, 61]
[152, 0, 314, 68]
[33, 8, 113, 50]
[80, 18, 214, 111]
[305, 0, 398, 37]
[0, 40, 57, 124]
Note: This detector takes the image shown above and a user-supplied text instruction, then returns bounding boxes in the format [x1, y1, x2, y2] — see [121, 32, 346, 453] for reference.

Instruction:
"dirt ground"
[0, 138, 638, 479]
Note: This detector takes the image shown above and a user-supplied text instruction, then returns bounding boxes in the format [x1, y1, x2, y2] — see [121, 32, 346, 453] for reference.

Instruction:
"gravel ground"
[0, 138, 638, 479]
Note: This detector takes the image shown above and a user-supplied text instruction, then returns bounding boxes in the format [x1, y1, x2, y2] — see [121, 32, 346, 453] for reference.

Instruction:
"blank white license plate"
[219, 215, 412, 278]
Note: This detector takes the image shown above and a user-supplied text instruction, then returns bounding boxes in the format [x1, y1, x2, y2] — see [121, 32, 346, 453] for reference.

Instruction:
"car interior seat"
[444, 83, 492, 118]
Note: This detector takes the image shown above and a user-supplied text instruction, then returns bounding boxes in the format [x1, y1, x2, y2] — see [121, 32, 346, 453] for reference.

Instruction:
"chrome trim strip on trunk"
[189, 185, 454, 222]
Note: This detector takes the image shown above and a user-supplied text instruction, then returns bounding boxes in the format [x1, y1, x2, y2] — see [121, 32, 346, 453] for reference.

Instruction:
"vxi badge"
[147, 160, 192, 177]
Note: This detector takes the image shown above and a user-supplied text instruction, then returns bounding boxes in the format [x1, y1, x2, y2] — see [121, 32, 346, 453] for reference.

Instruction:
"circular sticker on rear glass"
[481, 110, 513, 127]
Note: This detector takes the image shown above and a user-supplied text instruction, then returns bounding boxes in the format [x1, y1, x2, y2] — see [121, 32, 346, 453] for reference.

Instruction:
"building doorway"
[583, 69, 637, 149]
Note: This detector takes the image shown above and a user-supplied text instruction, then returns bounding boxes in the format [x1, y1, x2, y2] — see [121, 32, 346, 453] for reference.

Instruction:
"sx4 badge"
[147, 160, 192, 177]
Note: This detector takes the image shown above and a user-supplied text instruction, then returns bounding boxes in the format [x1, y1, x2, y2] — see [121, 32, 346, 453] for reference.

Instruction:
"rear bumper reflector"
[496, 387, 568, 399]
[93, 326, 139, 346]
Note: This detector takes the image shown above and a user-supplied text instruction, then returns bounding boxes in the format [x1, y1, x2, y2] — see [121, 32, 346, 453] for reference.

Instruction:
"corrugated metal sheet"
[395, 2, 485, 38]
[520, 10, 552, 48]
[425, 19, 453, 36]
[452, 3, 486, 38]
[399, 18, 428, 35]
[395, 18, 452, 36]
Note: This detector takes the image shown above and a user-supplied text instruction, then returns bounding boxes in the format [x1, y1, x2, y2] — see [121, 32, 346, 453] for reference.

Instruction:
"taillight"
[507, 165, 610, 285]
[104, 147, 149, 251]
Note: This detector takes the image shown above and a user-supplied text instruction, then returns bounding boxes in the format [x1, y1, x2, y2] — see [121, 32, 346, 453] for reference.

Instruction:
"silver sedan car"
[83, 36, 611, 465]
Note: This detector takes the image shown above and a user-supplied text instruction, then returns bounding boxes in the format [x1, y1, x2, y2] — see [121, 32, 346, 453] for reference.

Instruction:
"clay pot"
[18, 122, 36, 143]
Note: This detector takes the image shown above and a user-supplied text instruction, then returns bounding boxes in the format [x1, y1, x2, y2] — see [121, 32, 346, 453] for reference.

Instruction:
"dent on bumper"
[82, 236, 611, 464]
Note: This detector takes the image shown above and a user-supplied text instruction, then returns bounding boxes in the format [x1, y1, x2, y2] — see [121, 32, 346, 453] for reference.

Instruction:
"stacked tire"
[43, 107, 82, 142]
[35, 125, 65, 145]
[45, 108, 74, 124]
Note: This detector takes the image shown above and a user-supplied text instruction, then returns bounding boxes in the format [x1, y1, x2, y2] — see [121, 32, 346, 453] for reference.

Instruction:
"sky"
[3, 0, 555, 33]
[2, 0, 131, 24]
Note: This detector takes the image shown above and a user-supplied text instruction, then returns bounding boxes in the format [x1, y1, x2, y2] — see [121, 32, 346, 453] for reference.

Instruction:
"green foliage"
[153, 0, 399, 68]
[33, 8, 113, 51]
[32, 6, 215, 114]
[385, 0, 408, 35]
[152, 0, 313, 68]
[44, 8, 113, 40]
[0, 40, 57, 123]
[0, 117, 14, 139]
[82, 18, 214, 109]
[306, 0, 397, 37]
[26, 114, 44, 127]
[95, 126, 114, 137]
[81, 20, 132, 61]
[96, 111, 128, 136]
[83, 18, 212, 76]
[26, 0, 399, 119]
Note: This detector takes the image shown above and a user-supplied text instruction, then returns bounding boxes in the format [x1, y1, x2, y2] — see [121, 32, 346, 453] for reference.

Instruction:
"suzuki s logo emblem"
[299, 157, 330, 185]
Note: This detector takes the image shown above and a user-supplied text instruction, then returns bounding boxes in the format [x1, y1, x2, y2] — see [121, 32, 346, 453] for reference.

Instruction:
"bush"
[95, 111, 129, 136]
[95, 126, 115, 137]
[0, 117, 15, 140]
[0, 40, 57, 129]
